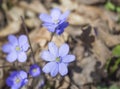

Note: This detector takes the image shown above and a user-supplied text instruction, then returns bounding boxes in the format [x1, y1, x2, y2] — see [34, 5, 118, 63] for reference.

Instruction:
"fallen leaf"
[0, 21, 21, 37]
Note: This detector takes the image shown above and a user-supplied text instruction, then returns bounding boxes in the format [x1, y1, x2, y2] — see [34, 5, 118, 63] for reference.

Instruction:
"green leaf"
[105, 58, 111, 69]
[109, 85, 120, 89]
[97, 86, 108, 89]
[112, 45, 120, 57]
[110, 58, 120, 73]
[97, 85, 120, 89]
[116, 7, 120, 13]
[105, 1, 115, 11]
[117, 16, 120, 24]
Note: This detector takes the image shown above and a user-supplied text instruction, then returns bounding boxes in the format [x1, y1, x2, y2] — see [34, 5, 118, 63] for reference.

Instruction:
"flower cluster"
[6, 64, 41, 89]
[39, 8, 69, 35]
[2, 7, 75, 88]
[40, 8, 75, 77]
[41, 42, 75, 77]
[2, 34, 41, 88]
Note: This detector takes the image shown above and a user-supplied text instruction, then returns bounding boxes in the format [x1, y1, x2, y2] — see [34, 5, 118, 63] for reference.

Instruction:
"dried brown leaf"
[19, 1, 47, 14]
[0, 21, 21, 37]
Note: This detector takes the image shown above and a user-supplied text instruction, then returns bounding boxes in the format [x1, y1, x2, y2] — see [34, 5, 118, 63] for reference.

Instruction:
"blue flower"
[41, 42, 75, 77]
[6, 70, 28, 89]
[29, 64, 41, 77]
[39, 8, 69, 35]
[2, 35, 29, 62]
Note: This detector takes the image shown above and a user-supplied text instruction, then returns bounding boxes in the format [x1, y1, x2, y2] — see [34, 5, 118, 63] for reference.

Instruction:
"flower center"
[15, 46, 21, 51]
[32, 68, 37, 73]
[53, 19, 59, 24]
[15, 78, 21, 83]
[56, 57, 61, 62]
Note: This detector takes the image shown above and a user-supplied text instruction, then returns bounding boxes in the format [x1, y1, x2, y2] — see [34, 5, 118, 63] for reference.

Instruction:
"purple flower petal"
[51, 8, 61, 20]
[19, 35, 29, 48]
[6, 77, 13, 87]
[11, 85, 18, 89]
[56, 22, 69, 35]
[21, 79, 28, 86]
[10, 71, 18, 77]
[41, 50, 55, 61]
[62, 55, 75, 63]
[6, 52, 17, 62]
[2, 43, 12, 53]
[47, 26, 56, 32]
[22, 43, 29, 51]
[43, 23, 57, 32]
[18, 52, 27, 62]
[48, 42, 58, 57]
[60, 11, 70, 21]
[42, 23, 52, 27]
[8, 35, 18, 46]
[42, 62, 56, 73]
[19, 71, 27, 79]
[50, 63, 58, 77]
[59, 63, 68, 76]
[39, 14, 52, 23]
[38, 80, 44, 87]
[59, 43, 69, 57]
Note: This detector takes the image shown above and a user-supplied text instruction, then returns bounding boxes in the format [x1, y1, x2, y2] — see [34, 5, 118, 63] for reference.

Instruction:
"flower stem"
[50, 32, 55, 42]
[21, 16, 36, 64]
[14, 61, 18, 69]
[44, 31, 55, 47]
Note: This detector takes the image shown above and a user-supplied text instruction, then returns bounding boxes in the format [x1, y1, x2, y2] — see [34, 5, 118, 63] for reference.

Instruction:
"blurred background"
[0, 0, 120, 89]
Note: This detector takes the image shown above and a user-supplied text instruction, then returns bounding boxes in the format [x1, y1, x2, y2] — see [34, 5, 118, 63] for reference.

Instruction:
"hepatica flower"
[6, 70, 28, 89]
[41, 42, 75, 77]
[2, 35, 29, 62]
[39, 8, 69, 35]
[29, 64, 41, 77]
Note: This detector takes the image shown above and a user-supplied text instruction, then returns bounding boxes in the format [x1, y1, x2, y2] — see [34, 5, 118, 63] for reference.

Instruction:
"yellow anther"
[15, 78, 20, 83]
[32, 68, 37, 72]
[15, 46, 20, 51]
[56, 57, 60, 62]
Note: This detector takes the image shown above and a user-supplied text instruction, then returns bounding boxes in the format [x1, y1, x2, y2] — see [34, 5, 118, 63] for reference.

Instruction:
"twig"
[0, 63, 31, 68]
[0, 65, 11, 68]
[55, 76, 80, 89]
